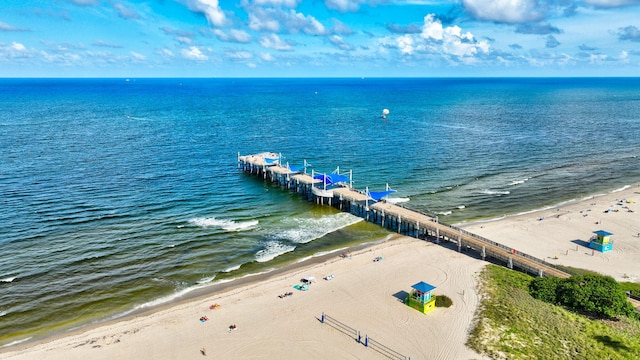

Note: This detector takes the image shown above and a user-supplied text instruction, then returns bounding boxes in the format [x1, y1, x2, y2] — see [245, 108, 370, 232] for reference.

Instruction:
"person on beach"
[200, 347, 206, 356]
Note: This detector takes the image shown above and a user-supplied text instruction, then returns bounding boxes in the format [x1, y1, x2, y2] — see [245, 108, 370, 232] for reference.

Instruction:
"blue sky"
[1, 0, 640, 77]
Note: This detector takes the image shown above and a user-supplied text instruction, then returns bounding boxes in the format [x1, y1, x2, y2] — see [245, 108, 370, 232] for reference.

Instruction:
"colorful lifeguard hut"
[405, 281, 436, 314]
[590, 230, 613, 252]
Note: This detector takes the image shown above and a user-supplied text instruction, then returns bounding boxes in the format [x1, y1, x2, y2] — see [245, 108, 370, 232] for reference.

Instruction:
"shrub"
[435, 295, 453, 308]
[530, 273, 636, 319]
[529, 276, 561, 303]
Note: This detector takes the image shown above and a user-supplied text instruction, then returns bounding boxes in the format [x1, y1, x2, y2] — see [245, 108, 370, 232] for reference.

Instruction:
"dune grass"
[467, 265, 640, 360]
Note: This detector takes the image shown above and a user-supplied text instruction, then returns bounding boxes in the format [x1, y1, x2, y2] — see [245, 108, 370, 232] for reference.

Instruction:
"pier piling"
[238, 152, 571, 279]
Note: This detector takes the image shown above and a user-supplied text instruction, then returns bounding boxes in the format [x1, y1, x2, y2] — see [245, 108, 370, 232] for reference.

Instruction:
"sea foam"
[481, 189, 510, 196]
[277, 212, 362, 244]
[386, 197, 410, 204]
[255, 241, 296, 263]
[188, 217, 258, 231]
[508, 178, 529, 186]
[0, 337, 32, 348]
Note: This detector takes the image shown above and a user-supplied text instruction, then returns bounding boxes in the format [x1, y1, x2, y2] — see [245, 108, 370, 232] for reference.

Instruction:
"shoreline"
[462, 183, 640, 282]
[3, 183, 639, 358]
[454, 184, 635, 227]
[0, 235, 395, 353]
[1, 234, 488, 359]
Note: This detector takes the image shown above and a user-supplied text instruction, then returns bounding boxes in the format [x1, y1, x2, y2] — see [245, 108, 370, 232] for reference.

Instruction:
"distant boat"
[381, 108, 390, 119]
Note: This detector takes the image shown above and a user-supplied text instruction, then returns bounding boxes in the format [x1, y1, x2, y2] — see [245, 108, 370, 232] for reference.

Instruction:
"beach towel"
[293, 284, 309, 291]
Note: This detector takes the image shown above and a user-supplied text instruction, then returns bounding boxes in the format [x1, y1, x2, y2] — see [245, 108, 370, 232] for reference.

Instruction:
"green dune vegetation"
[468, 265, 640, 360]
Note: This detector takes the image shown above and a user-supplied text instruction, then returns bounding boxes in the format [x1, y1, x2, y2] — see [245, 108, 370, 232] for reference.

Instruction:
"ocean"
[1, 77, 639, 347]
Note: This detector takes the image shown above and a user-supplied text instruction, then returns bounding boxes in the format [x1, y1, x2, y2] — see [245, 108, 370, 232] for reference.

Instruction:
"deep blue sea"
[1, 78, 640, 347]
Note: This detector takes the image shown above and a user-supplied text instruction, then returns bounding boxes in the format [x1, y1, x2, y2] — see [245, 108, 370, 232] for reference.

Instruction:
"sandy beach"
[3, 185, 639, 360]
[462, 185, 640, 283]
[1, 236, 488, 360]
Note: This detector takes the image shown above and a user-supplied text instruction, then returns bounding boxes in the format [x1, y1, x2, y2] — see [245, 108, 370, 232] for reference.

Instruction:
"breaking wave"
[255, 241, 296, 263]
[188, 217, 258, 231]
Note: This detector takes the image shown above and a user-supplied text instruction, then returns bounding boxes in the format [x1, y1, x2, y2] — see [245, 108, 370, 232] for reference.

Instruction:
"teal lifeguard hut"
[405, 281, 436, 314]
[590, 230, 613, 252]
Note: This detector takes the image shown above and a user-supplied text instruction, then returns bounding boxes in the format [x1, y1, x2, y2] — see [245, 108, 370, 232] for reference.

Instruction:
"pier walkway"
[238, 152, 569, 279]
[238, 152, 640, 309]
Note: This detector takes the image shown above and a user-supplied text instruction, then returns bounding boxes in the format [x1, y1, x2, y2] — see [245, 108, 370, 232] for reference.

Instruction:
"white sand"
[1, 236, 488, 360]
[4, 185, 639, 360]
[462, 185, 640, 283]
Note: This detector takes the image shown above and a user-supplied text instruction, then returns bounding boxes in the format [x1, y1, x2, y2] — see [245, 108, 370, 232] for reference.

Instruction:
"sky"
[1, 0, 640, 77]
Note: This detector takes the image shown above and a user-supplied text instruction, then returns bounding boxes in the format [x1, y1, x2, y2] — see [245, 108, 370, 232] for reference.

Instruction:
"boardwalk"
[238, 152, 640, 308]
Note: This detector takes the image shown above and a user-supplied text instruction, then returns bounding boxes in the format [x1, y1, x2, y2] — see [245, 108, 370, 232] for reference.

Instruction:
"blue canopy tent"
[264, 157, 280, 165]
[313, 173, 349, 185]
[366, 183, 397, 201]
[286, 159, 311, 174]
[288, 165, 304, 173]
[367, 189, 397, 201]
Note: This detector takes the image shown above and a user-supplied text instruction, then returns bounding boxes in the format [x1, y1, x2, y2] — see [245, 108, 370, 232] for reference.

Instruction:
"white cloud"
[584, 0, 640, 7]
[39, 50, 82, 65]
[463, 0, 543, 24]
[186, 0, 228, 27]
[260, 52, 275, 61]
[181, 46, 209, 60]
[259, 34, 292, 50]
[92, 40, 123, 48]
[177, 36, 192, 44]
[159, 48, 175, 57]
[249, 10, 281, 32]
[619, 50, 629, 62]
[329, 35, 354, 51]
[226, 50, 252, 59]
[11, 42, 26, 51]
[329, 19, 353, 35]
[379, 13, 491, 62]
[421, 14, 443, 40]
[421, 14, 490, 58]
[0, 21, 29, 31]
[0, 42, 36, 61]
[69, 0, 99, 5]
[213, 29, 252, 43]
[130, 51, 146, 61]
[324, 0, 366, 12]
[114, 3, 140, 19]
[397, 35, 415, 54]
[253, 0, 300, 7]
[589, 53, 607, 63]
[285, 10, 325, 35]
[248, 7, 325, 35]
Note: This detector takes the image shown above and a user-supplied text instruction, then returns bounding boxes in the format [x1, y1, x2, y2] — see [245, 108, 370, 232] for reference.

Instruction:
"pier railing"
[387, 199, 563, 272]
[238, 152, 569, 279]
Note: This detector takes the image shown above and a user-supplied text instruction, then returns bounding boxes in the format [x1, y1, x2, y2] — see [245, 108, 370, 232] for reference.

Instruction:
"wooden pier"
[238, 152, 640, 309]
[238, 152, 571, 279]
[238, 152, 568, 278]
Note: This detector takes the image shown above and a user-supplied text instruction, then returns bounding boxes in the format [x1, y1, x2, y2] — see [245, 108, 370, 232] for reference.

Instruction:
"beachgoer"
[201, 347, 206, 356]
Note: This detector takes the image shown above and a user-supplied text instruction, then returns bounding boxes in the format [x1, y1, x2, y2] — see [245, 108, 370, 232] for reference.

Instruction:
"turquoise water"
[1, 78, 640, 346]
